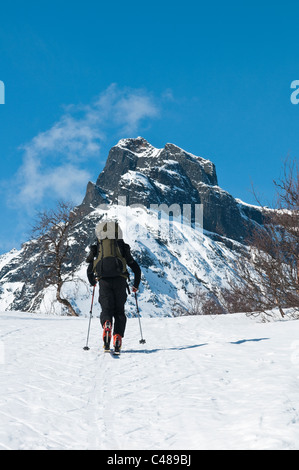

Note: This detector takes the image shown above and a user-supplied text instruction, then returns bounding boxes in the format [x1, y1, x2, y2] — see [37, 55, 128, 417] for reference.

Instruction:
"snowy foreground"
[1, 310, 299, 450]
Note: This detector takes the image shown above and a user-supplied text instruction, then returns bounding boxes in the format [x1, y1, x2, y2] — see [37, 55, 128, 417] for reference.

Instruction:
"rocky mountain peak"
[0, 137, 265, 315]
[84, 137, 217, 206]
[116, 136, 158, 155]
[82, 137, 262, 241]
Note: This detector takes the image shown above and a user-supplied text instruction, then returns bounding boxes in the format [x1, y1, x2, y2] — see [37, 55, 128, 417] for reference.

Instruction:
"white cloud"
[115, 93, 159, 134]
[94, 84, 160, 134]
[11, 84, 160, 211]
[19, 160, 90, 206]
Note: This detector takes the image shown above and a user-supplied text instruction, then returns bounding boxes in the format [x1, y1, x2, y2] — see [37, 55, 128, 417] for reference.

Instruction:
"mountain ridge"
[83, 137, 263, 242]
[0, 137, 264, 315]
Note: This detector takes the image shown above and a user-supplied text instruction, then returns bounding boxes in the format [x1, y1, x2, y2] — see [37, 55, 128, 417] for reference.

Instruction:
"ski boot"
[113, 334, 122, 355]
[103, 321, 112, 351]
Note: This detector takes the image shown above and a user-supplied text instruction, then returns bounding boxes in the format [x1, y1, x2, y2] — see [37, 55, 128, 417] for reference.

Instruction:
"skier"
[86, 220, 141, 354]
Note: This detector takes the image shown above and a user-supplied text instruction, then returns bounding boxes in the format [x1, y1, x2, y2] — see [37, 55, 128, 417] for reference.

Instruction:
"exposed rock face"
[82, 137, 263, 242]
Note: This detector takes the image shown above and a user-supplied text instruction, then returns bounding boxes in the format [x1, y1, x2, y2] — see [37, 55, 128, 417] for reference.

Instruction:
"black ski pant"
[99, 276, 127, 337]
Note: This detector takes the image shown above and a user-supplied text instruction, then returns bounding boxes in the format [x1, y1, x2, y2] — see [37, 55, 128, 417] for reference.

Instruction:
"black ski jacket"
[86, 239, 141, 289]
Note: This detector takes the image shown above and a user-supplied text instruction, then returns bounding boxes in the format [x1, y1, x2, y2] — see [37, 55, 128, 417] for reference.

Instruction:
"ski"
[111, 351, 120, 358]
[103, 347, 120, 357]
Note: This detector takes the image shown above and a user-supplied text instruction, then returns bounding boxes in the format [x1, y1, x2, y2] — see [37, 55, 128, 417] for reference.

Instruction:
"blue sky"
[0, 0, 299, 254]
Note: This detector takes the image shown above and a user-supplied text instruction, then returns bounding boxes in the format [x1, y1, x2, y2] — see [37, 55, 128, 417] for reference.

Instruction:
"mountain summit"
[82, 137, 262, 241]
[84, 137, 217, 208]
[0, 138, 264, 315]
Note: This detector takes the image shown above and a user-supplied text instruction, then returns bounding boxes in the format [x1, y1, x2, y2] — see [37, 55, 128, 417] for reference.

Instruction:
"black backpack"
[93, 222, 127, 278]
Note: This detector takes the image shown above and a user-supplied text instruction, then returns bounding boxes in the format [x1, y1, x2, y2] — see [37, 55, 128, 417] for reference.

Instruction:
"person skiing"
[86, 220, 141, 354]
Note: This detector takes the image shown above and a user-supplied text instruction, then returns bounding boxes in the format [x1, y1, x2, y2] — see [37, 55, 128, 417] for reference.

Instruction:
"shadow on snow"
[229, 337, 270, 345]
[122, 343, 208, 354]
[123, 337, 270, 354]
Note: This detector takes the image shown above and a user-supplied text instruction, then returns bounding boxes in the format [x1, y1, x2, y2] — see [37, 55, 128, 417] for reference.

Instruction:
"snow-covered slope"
[7, 203, 242, 317]
[1, 310, 299, 450]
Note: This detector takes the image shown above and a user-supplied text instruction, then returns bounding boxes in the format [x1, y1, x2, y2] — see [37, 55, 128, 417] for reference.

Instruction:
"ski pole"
[83, 285, 96, 350]
[135, 292, 146, 344]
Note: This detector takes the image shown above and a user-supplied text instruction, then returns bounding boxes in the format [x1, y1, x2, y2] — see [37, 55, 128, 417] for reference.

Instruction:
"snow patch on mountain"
[0, 199, 246, 317]
[116, 137, 162, 158]
[65, 204, 241, 317]
[0, 249, 20, 271]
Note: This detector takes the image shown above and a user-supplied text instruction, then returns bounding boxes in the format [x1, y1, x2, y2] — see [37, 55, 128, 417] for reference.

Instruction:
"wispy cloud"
[9, 84, 160, 212]
[92, 84, 160, 134]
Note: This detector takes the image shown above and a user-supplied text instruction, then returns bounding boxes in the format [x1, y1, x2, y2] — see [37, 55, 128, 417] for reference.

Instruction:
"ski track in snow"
[1, 311, 299, 450]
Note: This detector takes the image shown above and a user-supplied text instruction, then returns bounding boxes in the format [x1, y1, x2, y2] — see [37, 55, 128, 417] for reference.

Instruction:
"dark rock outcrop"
[82, 137, 263, 242]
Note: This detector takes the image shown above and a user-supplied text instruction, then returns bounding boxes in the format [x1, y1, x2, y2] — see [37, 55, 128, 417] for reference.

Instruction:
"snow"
[0, 249, 19, 271]
[0, 202, 254, 318]
[0, 282, 24, 311]
[120, 171, 154, 193]
[116, 138, 162, 159]
[17, 202, 238, 318]
[1, 310, 299, 450]
[235, 198, 261, 210]
[19, 205, 243, 316]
